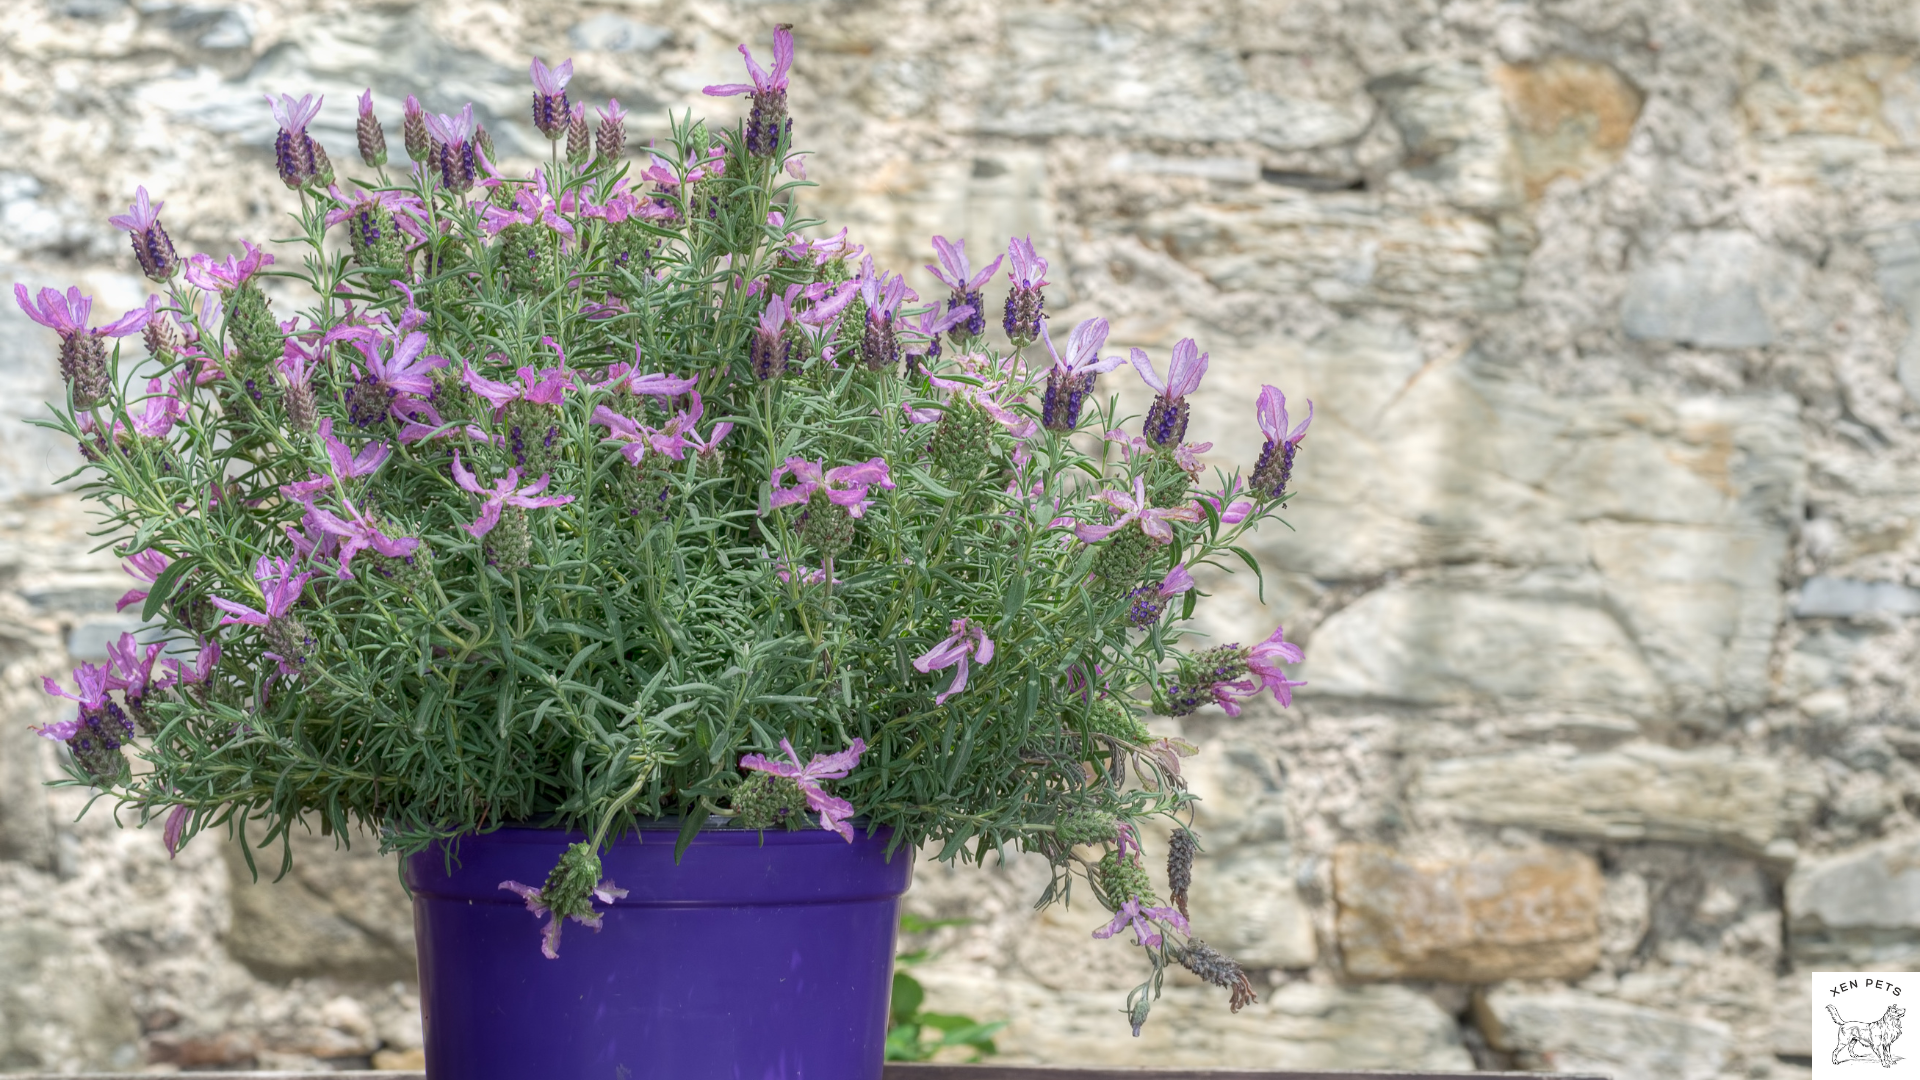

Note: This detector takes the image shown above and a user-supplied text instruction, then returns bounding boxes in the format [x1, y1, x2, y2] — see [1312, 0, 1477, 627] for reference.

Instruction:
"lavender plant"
[23, 28, 1311, 1034]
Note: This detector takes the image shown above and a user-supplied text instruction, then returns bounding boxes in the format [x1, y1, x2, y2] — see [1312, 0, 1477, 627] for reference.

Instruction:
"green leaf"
[141, 556, 196, 622]
[889, 970, 925, 1023]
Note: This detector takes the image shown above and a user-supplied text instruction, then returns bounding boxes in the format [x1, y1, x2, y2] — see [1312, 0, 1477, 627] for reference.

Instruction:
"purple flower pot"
[407, 825, 914, 1079]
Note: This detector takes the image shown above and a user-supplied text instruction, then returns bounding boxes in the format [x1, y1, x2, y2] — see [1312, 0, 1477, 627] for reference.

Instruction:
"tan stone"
[1334, 844, 1602, 982]
[1412, 742, 1821, 853]
[1477, 987, 1732, 1080]
[222, 824, 415, 982]
[1495, 56, 1645, 197]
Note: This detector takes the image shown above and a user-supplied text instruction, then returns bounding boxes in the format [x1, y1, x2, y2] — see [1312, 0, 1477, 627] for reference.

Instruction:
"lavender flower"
[108, 187, 180, 282]
[1093, 895, 1190, 949]
[856, 257, 914, 373]
[566, 103, 591, 165]
[1001, 236, 1049, 345]
[306, 499, 421, 579]
[911, 618, 995, 705]
[596, 98, 627, 161]
[14, 285, 156, 408]
[325, 186, 427, 270]
[530, 57, 574, 140]
[356, 88, 388, 167]
[163, 804, 191, 859]
[402, 94, 429, 163]
[751, 290, 794, 380]
[344, 330, 445, 428]
[106, 632, 164, 732]
[449, 452, 573, 538]
[1250, 384, 1312, 501]
[1039, 317, 1124, 432]
[277, 338, 319, 432]
[159, 641, 221, 690]
[738, 737, 867, 840]
[703, 26, 794, 158]
[40, 661, 133, 780]
[116, 549, 172, 613]
[1130, 339, 1208, 447]
[769, 456, 895, 519]
[480, 168, 576, 239]
[1061, 476, 1202, 544]
[423, 105, 479, 192]
[1124, 564, 1195, 627]
[498, 875, 628, 960]
[1245, 624, 1306, 707]
[926, 236, 1002, 341]
[210, 555, 316, 679]
[592, 405, 691, 466]
[182, 240, 275, 294]
[266, 93, 325, 189]
[464, 361, 572, 470]
[901, 302, 972, 375]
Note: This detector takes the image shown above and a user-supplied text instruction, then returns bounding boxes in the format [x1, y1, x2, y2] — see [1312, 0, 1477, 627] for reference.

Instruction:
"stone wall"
[0, 0, 1914, 1075]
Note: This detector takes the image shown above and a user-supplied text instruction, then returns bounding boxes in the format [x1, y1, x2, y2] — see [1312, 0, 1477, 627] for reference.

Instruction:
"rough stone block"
[1620, 229, 1801, 349]
[1786, 834, 1920, 967]
[0, 922, 139, 1072]
[1333, 844, 1601, 982]
[222, 825, 416, 982]
[1795, 575, 1920, 618]
[1185, 844, 1319, 969]
[1493, 56, 1644, 198]
[1477, 987, 1731, 1080]
[1412, 742, 1820, 853]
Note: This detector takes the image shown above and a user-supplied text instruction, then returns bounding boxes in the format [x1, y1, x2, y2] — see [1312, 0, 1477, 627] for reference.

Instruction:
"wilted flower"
[926, 236, 1002, 341]
[1250, 384, 1312, 501]
[704, 25, 794, 157]
[911, 618, 994, 705]
[108, 187, 180, 282]
[1130, 339, 1208, 448]
[738, 737, 867, 840]
[497, 873, 628, 960]
[1093, 895, 1189, 949]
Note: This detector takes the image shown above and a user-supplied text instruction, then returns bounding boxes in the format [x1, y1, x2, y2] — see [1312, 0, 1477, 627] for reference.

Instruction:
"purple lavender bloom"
[306, 499, 421, 579]
[40, 661, 134, 779]
[530, 57, 574, 139]
[15, 285, 156, 408]
[106, 632, 163, 706]
[1130, 338, 1209, 447]
[591, 405, 691, 466]
[324, 186, 429, 251]
[703, 26, 794, 157]
[182, 240, 275, 294]
[108, 187, 180, 282]
[356, 88, 388, 167]
[1002, 236, 1049, 345]
[1245, 624, 1306, 707]
[117, 549, 172, 613]
[769, 457, 895, 518]
[159, 641, 221, 690]
[926, 236, 1002, 341]
[901, 302, 972, 375]
[423, 105, 479, 192]
[317, 417, 391, 480]
[481, 168, 576, 238]
[856, 256, 914, 374]
[211, 556, 314, 679]
[1093, 896, 1190, 949]
[1124, 564, 1196, 627]
[345, 330, 446, 428]
[1058, 476, 1201, 544]
[402, 94, 429, 163]
[449, 452, 574, 537]
[911, 618, 994, 705]
[1039, 317, 1125, 433]
[738, 737, 867, 840]
[126, 376, 187, 439]
[266, 93, 325, 188]
[1251, 384, 1312, 501]
[751, 290, 795, 380]
[497, 876, 628, 960]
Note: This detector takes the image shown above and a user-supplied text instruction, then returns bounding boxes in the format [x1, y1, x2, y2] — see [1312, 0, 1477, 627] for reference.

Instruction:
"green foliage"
[887, 915, 1005, 1062]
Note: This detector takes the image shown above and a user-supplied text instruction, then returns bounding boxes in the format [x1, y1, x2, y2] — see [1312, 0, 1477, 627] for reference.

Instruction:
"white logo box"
[1816, 972, 1916, 1077]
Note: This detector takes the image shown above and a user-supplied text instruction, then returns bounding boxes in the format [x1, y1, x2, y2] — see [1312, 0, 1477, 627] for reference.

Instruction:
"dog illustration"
[1829, 1002, 1906, 1068]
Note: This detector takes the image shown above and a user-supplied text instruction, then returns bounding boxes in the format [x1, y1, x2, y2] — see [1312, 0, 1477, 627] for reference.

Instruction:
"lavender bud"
[1123, 584, 1165, 628]
[131, 223, 180, 283]
[263, 614, 315, 678]
[403, 96, 430, 163]
[356, 90, 388, 168]
[1055, 808, 1119, 847]
[1003, 283, 1044, 345]
[143, 315, 179, 366]
[596, 98, 627, 162]
[745, 90, 789, 158]
[1167, 828, 1196, 918]
[861, 309, 899, 374]
[66, 698, 134, 782]
[1250, 437, 1298, 501]
[924, 398, 996, 482]
[60, 334, 112, 409]
[475, 124, 496, 167]
[309, 139, 335, 188]
[732, 772, 808, 831]
[1041, 369, 1094, 433]
[440, 140, 477, 194]
[796, 498, 854, 557]
[750, 328, 789, 380]
[282, 380, 317, 433]
[274, 126, 315, 188]
[566, 105, 591, 166]
[1171, 940, 1257, 1012]
[1142, 394, 1190, 448]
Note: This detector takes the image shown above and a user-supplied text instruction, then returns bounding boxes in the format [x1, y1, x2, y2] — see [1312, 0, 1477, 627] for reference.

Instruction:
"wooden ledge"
[22, 1060, 1605, 1068]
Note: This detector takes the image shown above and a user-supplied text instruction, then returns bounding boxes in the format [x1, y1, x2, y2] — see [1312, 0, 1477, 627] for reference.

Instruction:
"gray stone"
[1412, 742, 1820, 853]
[1477, 987, 1731, 1080]
[1107, 152, 1260, 183]
[1621, 230, 1799, 349]
[1786, 834, 1920, 967]
[1795, 575, 1920, 618]
[222, 826, 416, 982]
[1183, 843, 1318, 969]
[1370, 61, 1521, 210]
[0, 923, 139, 1072]
[569, 14, 672, 54]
